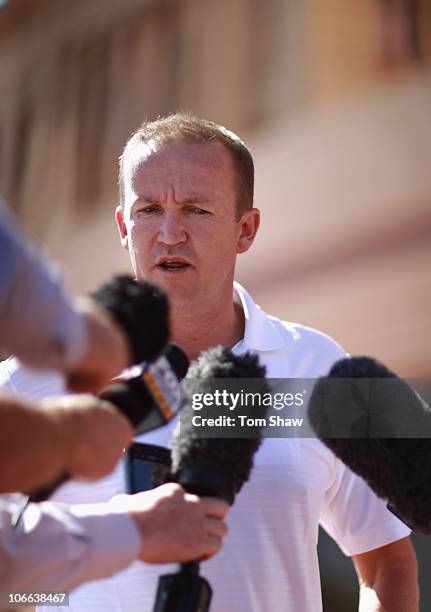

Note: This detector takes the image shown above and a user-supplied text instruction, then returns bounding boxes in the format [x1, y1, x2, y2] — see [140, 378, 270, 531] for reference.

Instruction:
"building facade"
[0, 0, 430, 378]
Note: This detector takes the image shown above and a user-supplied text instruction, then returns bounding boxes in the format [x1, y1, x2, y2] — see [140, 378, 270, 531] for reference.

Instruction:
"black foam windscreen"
[308, 356, 431, 534]
[91, 275, 170, 364]
[171, 346, 268, 504]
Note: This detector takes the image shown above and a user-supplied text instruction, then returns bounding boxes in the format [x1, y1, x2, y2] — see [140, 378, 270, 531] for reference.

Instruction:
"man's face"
[116, 141, 258, 311]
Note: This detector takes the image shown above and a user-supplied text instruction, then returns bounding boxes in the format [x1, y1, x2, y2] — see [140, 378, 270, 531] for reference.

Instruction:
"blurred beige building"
[0, 0, 430, 376]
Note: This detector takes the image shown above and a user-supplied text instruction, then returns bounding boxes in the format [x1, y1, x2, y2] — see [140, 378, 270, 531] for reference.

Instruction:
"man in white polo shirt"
[1, 112, 418, 611]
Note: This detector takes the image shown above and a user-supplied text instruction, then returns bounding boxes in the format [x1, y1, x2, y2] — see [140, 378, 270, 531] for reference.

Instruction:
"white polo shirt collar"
[234, 281, 285, 352]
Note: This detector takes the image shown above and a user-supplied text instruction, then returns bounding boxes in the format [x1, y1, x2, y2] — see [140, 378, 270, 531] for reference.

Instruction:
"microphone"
[99, 342, 189, 435]
[90, 274, 185, 433]
[90, 274, 170, 364]
[66, 275, 170, 390]
[27, 274, 180, 503]
[308, 356, 431, 534]
[153, 345, 268, 612]
[28, 343, 189, 502]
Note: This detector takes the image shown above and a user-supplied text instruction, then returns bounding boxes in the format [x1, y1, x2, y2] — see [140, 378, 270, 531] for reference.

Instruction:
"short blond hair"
[119, 112, 254, 219]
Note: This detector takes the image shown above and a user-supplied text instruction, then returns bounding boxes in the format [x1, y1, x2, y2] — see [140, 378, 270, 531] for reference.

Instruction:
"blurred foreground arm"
[0, 394, 133, 494]
[0, 200, 129, 389]
[353, 537, 419, 611]
[0, 483, 228, 591]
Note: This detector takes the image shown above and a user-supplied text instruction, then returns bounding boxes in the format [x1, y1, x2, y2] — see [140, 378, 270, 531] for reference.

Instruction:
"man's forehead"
[124, 140, 233, 179]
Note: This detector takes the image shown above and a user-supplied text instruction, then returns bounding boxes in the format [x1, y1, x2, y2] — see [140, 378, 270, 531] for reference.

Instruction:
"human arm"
[0, 484, 228, 592]
[353, 537, 419, 612]
[0, 200, 129, 390]
[0, 394, 133, 494]
[319, 442, 415, 612]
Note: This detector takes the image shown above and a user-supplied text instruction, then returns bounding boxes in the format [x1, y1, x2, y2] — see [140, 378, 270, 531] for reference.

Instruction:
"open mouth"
[157, 261, 190, 272]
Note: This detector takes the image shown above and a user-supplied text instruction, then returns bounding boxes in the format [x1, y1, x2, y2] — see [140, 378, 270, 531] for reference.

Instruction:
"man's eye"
[189, 207, 209, 215]
[136, 206, 158, 215]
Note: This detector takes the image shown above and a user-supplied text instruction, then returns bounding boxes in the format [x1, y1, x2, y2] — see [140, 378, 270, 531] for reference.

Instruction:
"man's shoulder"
[0, 357, 65, 401]
[257, 311, 347, 378]
[237, 283, 346, 357]
[237, 283, 347, 376]
[267, 312, 346, 357]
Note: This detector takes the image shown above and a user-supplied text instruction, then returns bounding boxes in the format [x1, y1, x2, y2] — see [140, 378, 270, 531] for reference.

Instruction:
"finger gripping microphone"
[308, 356, 431, 534]
[153, 345, 268, 612]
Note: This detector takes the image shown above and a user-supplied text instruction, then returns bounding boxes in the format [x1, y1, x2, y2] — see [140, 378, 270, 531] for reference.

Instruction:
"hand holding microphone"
[153, 345, 268, 612]
[110, 483, 228, 565]
[27, 276, 188, 501]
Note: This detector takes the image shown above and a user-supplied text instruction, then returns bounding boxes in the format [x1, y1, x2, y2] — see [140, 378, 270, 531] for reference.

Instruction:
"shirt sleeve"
[0, 498, 140, 592]
[320, 456, 411, 556]
[0, 201, 87, 370]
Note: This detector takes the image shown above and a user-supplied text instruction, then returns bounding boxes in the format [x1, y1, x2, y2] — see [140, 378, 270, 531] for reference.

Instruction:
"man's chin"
[140, 265, 191, 283]
[147, 269, 197, 300]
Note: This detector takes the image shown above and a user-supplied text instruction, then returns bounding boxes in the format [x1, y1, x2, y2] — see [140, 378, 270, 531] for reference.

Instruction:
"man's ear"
[115, 205, 129, 250]
[236, 208, 260, 254]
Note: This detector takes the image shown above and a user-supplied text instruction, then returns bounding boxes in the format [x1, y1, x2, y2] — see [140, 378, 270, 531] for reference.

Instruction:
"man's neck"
[170, 297, 245, 362]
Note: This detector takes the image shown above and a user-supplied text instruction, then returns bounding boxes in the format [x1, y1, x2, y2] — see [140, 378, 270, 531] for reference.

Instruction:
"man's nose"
[157, 210, 187, 245]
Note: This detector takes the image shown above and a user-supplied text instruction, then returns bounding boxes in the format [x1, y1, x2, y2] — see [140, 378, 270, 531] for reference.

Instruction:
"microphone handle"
[153, 561, 212, 612]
